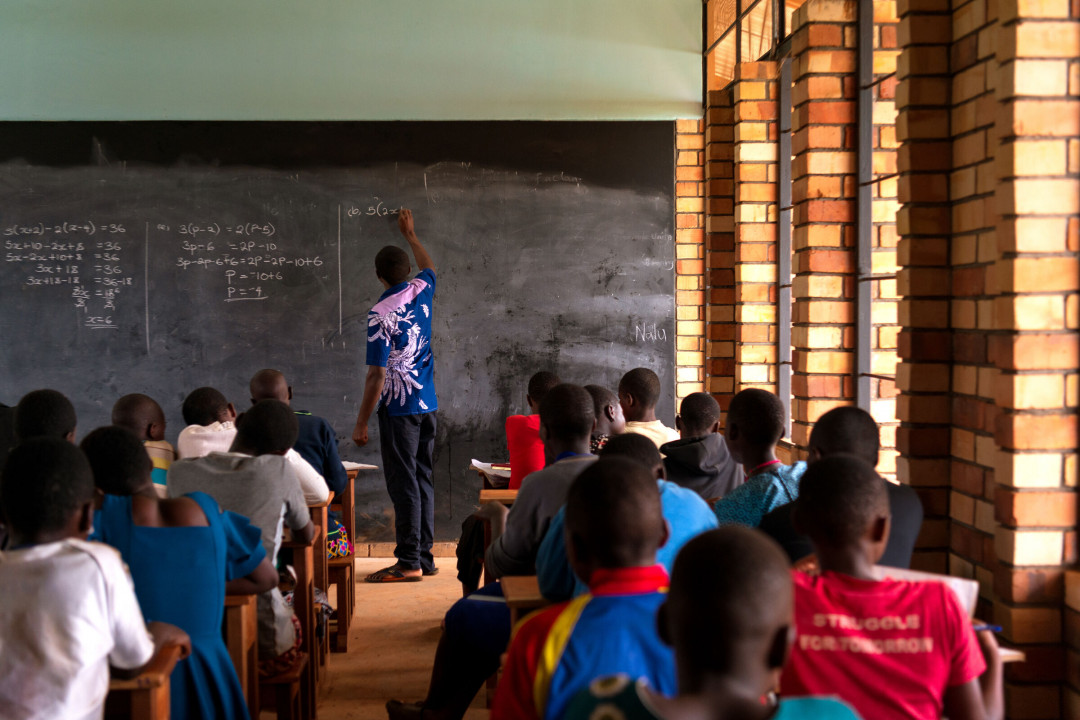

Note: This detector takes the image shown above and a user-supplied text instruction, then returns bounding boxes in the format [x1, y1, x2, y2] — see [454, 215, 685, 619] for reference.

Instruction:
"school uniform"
[367, 267, 438, 572]
[491, 565, 676, 720]
[144, 439, 176, 498]
[624, 420, 680, 451]
[713, 461, 807, 528]
[505, 414, 544, 490]
[293, 410, 348, 497]
[0, 539, 155, 720]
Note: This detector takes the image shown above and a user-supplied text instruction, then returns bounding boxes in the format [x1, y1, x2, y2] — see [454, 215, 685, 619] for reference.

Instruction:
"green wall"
[0, 1, 702, 120]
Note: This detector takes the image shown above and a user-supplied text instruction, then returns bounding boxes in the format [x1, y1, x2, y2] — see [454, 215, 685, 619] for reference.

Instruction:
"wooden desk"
[223, 593, 259, 719]
[1000, 647, 1026, 664]
[501, 575, 549, 628]
[308, 498, 331, 673]
[478, 489, 518, 505]
[105, 643, 184, 720]
[283, 527, 320, 720]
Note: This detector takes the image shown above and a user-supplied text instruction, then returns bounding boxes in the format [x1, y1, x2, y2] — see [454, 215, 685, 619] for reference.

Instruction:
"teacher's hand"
[353, 423, 369, 447]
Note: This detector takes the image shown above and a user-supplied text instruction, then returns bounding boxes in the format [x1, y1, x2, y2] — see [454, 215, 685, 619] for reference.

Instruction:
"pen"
[972, 624, 1002, 633]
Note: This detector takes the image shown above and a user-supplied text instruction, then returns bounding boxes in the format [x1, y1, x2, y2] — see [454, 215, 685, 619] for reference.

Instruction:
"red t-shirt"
[506, 414, 545, 490]
[781, 570, 986, 720]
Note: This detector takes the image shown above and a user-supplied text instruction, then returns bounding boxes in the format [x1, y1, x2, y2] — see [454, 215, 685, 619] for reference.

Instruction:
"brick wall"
[675, 118, 708, 403]
[706, 87, 737, 410]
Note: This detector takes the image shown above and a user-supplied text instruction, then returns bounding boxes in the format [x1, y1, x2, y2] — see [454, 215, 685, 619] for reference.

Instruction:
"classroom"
[0, 1, 1077, 719]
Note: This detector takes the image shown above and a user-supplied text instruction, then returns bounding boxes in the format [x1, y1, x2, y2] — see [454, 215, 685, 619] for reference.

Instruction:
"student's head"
[676, 392, 722, 439]
[564, 457, 668, 584]
[375, 245, 411, 286]
[659, 527, 793, 692]
[724, 389, 785, 465]
[808, 406, 880, 467]
[111, 393, 166, 442]
[250, 368, 292, 405]
[617, 368, 662, 421]
[231, 400, 299, 456]
[1, 438, 95, 544]
[526, 371, 560, 414]
[14, 389, 77, 443]
[538, 384, 595, 454]
[181, 387, 237, 426]
[794, 454, 890, 562]
[599, 432, 664, 480]
[585, 384, 626, 438]
[80, 426, 153, 496]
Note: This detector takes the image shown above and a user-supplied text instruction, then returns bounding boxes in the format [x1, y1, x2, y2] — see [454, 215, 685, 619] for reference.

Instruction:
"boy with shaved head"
[112, 393, 175, 497]
[566, 527, 859, 720]
[584, 384, 625, 453]
[660, 391, 742, 501]
[618, 368, 679, 450]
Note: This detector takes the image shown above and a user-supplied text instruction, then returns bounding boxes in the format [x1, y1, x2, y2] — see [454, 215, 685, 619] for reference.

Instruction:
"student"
[83, 426, 277, 720]
[505, 370, 560, 490]
[492, 457, 677, 720]
[13, 388, 77, 443]
[712, 389, 806, 528]
[250, 368, 348, 498]
[565, 527, 860, 720]
[780, 455, 1003, 720]
[759, 406, 924, 568]
[168, 399, 316, 676]
[352, 208, 439, 583]
[112, 393, 176, 498]
[176, 386, 329, 504]
[619, 367, 679, 450]
[386, 383, 597, 720]
[660, 391, 742, 501]
[584, 383, 626, 453]
[536, 433, 717, 601]
[0, 437, 190, 720]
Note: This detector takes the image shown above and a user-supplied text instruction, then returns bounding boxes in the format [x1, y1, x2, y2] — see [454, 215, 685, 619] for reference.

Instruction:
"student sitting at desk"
[660, 391, 742, 501]
[505, 370, 560, 490]
[492, 457, 677, 720]
[176, 386, 329, 504]
[780, 455, 1002, 720]
[83, 425, 277, 720]
[584, 383, 625, 453]
[536, 433, 716, 602]
[618, 367, 679, 451]
[0, 438, 190, 720]
[168, 399, 316, 678]
[113, 393, 176, 498]
[565, 527, 860, 720]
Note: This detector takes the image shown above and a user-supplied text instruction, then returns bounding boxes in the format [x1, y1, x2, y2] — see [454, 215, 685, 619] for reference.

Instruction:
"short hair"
[375, 245, 411, 285]
[666, 527, 793, 672]
[111, 393, 163, 436]
[235, 400, 299, 455]
[538, 384, 595, 444]
[796, 454, 888, 548]
[250, 369, 289, 402]
[584, 384, 618, 419]
[726, 388, 785, 446]
[182, 387, 231, 426]
[527, 371, 561, 405]
[600, 433, 662, 472]
[80, 426, 153, 496]
[565, 457, 664, 568]
[618, 368, 662, 409]
[14, 389, 77, 442]
[679, 392, 722, 437]
[809, 406, 880, 467]
[1, 438, 93, 538]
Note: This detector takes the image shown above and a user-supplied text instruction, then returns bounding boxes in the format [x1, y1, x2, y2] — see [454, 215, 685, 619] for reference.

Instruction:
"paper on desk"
[471, 459, 512, 479]
[873, 565, 979, 617]
[342, 461, 379, 471]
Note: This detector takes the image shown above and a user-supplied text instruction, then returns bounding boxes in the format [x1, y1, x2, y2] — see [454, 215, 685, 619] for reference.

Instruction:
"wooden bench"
[259, 651, 309, 720]
[223, 593, 259, 719]
[307, 497, 331, 672]
[282, 527, 320, 720]
[478, 488, 518, 586]
[329, 465, 368, 652]
[105, 643, 184, 720]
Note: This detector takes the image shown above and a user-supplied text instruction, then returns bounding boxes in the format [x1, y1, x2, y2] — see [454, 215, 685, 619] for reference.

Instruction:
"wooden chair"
[258, 651, 309, 720]
[223, 593, 259, 719]
[308, 498, 331, 672]
[328, 467, 361, 652]
[478, 488, 518, 586]
[105, 643, 184, 720]
[282, 528, 320, 720]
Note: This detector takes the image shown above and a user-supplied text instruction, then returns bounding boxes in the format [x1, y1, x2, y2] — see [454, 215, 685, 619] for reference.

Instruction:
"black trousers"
[377, 407, 437, 571]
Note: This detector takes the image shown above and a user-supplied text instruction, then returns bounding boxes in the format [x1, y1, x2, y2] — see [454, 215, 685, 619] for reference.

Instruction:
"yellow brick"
[737, 305, 776, 323]
[975, 434, 997, 468]
[996, 294, 1066, 330]
[676, 351, 705, 366]
[676, 367, 700, 383]
[995, 528, 1064, 566]
[1004, 59, 1070, 98]
[677, 320, 705, 336]
[996, 450, 1064, 488]
[793, 274, 844, 298]
[952, 430, 977, 462]
[954, 365, 979, 396]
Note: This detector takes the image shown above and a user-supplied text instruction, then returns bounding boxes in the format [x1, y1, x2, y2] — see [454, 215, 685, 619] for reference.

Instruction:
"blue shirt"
[536, 479, 719, 601]
[714, 461, 807, 528]
[366, 268, 437, 416]
[293, 411, 347, 497]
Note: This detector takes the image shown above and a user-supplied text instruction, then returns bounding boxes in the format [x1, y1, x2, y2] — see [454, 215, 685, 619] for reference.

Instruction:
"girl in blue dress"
[83, 425, 278, 720]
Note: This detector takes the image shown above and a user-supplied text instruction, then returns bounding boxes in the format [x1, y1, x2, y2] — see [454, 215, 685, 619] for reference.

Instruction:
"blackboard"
[0, 122, 676, 542]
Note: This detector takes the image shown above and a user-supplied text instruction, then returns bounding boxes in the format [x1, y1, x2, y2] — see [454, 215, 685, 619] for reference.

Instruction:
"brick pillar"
[732, 62, 780, 394]
[993, 0, 1079, 715]
[675, 118, 707, 402]
[789, 0, 858, 451]
[706, 87, 737, 411]
[895, 0, 954, 574]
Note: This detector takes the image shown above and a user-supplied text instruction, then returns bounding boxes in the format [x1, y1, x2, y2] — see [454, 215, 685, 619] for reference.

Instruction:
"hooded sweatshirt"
[660, 433, 743, 502]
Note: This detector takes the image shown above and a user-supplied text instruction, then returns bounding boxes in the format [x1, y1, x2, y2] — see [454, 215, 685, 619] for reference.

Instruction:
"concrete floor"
[309, 557, 489, 720]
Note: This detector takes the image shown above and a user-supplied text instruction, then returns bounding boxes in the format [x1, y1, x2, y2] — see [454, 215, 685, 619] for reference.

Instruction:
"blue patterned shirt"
[366, 268, 437, 416]
[713, 461, 807, 528]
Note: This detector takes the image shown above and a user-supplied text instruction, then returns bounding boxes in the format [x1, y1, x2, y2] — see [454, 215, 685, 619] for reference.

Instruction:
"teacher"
[352, 209, 439, 583]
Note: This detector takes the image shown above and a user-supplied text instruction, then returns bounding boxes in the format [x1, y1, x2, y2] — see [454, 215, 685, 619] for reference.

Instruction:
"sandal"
[386, 699, 426, 719]
[365, 564, 423, 583]
[422, 567, 440, 577]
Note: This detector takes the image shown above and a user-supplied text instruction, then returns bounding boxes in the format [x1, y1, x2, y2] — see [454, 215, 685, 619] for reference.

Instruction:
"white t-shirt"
[0, 538, 155, 720]
[176, 422, 329, 504]
[625, 420, 681, 451]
